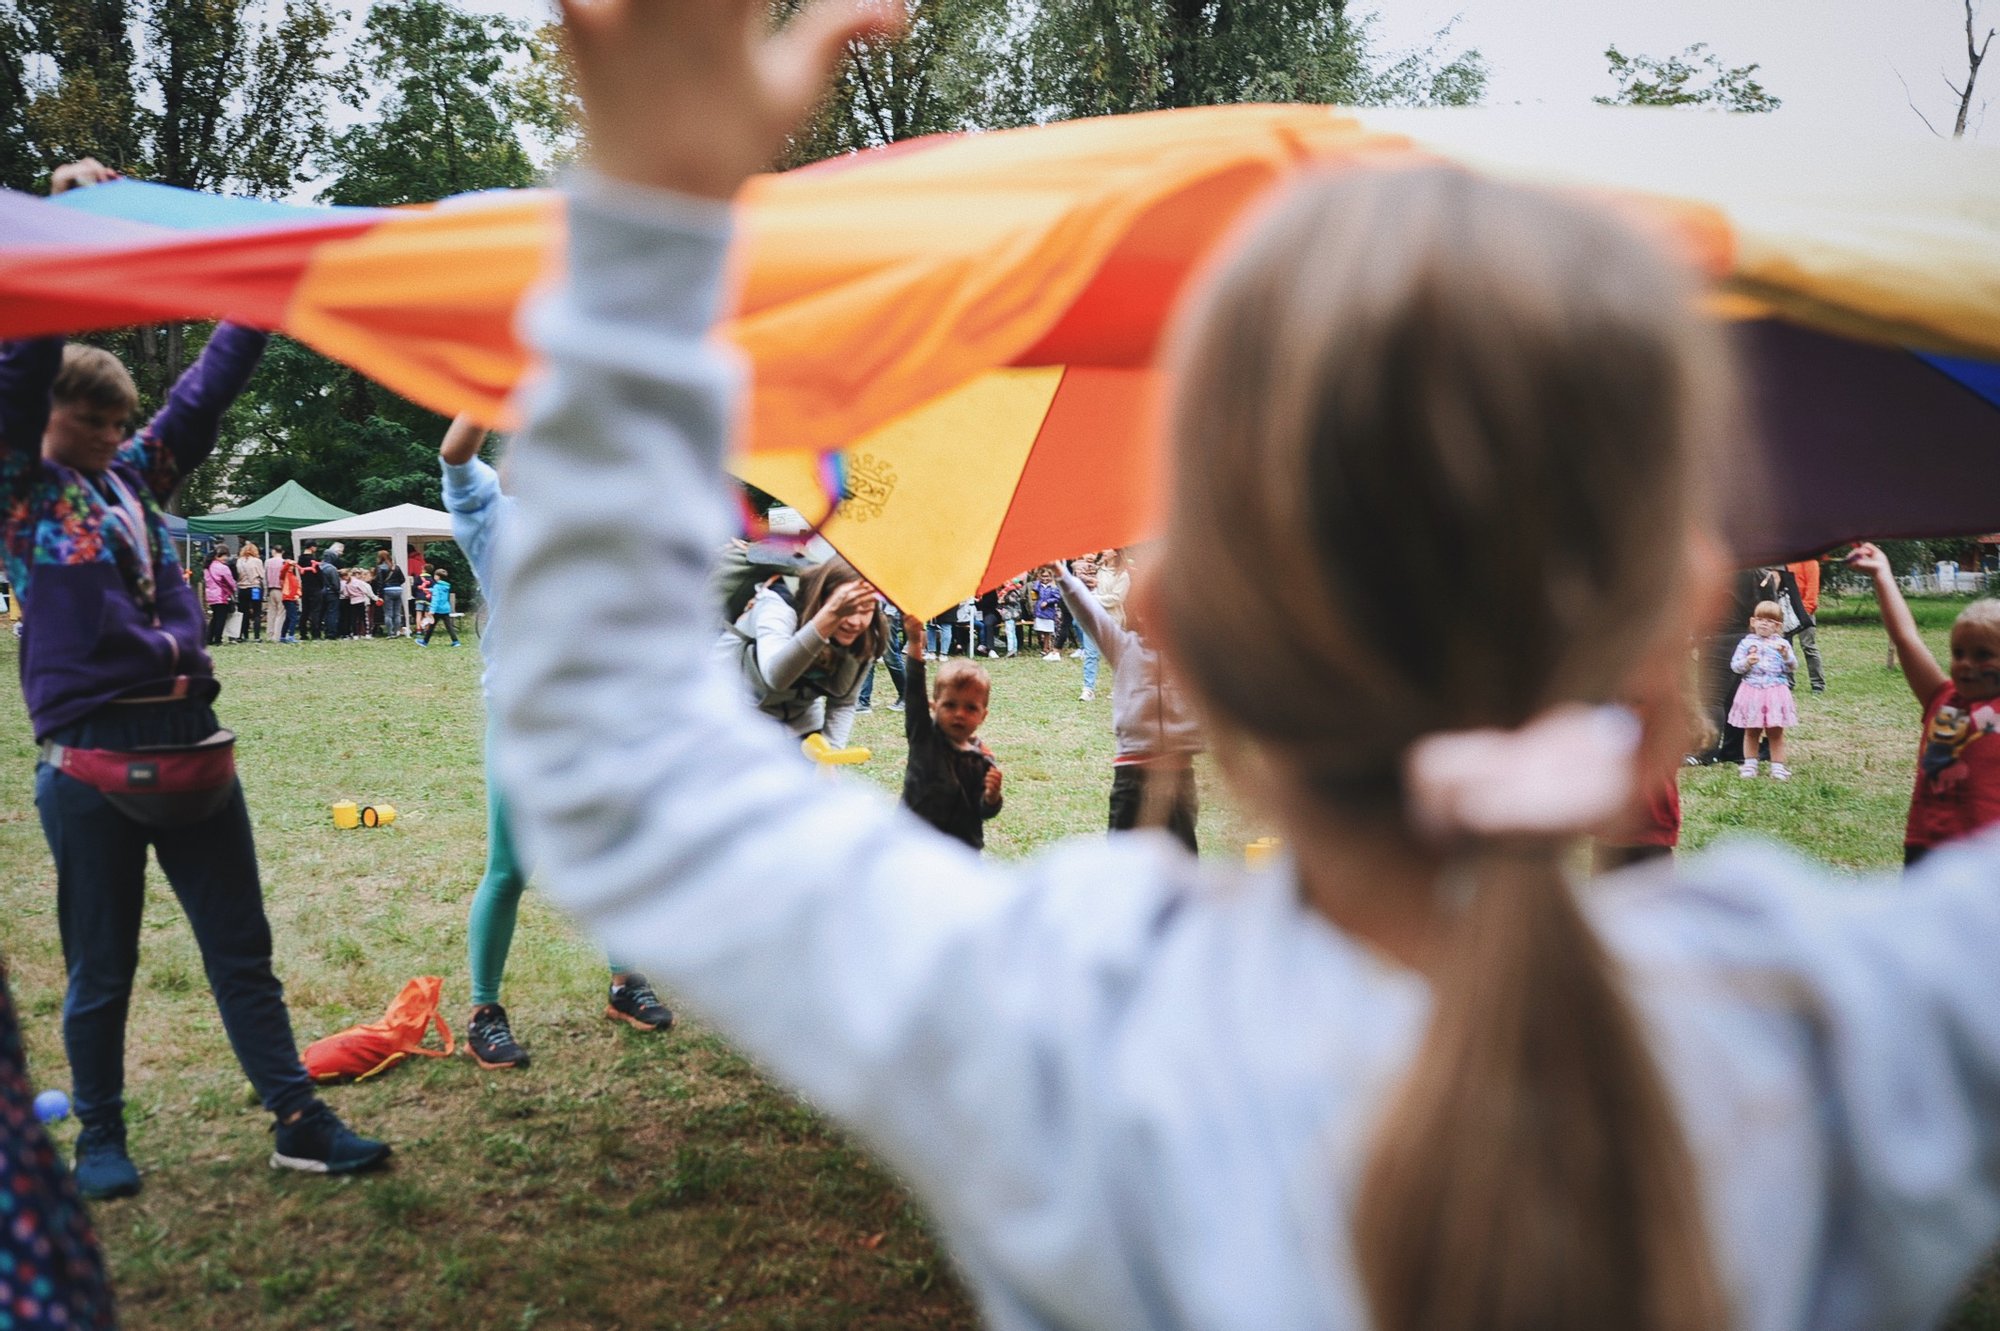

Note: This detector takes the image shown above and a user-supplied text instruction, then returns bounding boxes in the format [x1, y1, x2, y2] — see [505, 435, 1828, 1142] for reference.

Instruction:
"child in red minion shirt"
[1849, 542, 2000, 867]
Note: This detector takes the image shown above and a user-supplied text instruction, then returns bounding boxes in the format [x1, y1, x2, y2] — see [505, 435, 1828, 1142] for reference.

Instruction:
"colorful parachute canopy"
[3, 105, 1998, 619]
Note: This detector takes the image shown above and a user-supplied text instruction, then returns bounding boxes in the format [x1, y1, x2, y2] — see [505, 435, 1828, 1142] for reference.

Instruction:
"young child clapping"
[900, 615, 1002, 850]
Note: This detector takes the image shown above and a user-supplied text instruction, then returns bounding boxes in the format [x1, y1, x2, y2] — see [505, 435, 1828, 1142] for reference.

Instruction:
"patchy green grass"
[0, 594, 1981, 1328]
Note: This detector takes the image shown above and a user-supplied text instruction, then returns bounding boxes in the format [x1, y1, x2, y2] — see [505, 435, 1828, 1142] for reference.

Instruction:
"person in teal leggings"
[441, 415, 676, 1069]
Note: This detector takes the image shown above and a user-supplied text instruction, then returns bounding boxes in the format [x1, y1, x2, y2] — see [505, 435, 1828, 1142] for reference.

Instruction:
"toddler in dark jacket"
[900, 616, 1002, 850]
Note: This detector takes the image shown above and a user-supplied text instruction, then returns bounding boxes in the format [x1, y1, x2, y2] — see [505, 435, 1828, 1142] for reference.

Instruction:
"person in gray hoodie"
[1057, 560, 1204, 852]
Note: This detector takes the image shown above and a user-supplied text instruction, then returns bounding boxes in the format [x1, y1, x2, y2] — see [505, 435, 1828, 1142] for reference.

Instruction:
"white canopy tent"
[293, 503, 457, 588]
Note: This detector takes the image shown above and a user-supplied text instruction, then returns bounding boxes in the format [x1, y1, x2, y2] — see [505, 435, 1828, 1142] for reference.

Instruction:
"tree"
[228, 338, 451, 516]
[322, 0, 538, 206]
[502, 20, 583, 171]
[1948, 0, 1995, 135]
[0, 8, 41, 192]
[1012, 0, 1485, 121]
[1595, 42, 1781, 112]
[1903, 0, 1993, 137]
[14, 0, 144, 176]
[782, 0, 1021, 164]
[11, 0, 346, 192]
[142, 0, 352, 195]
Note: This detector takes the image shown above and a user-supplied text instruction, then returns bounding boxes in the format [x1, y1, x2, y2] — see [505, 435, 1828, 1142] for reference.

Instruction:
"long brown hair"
[1158, 166, 1732, 1331]
[795, 556, 888, 661]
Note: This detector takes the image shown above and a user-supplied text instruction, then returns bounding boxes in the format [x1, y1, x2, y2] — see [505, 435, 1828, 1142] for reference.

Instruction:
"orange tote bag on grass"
[302, 976, 455, 1083]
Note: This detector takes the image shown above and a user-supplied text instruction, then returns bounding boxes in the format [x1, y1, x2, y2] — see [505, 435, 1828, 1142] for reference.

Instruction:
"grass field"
[0, 590, 1987, 1329]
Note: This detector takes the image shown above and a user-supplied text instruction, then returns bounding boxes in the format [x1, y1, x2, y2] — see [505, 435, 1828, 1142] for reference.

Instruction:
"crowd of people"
[191, 537, 464, 646]
[4, 6, 2000, 1326]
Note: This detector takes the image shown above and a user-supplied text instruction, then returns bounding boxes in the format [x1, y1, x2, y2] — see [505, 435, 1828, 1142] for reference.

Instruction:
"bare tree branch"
[1897, 65, 1946, 135]
[1955, 0, 1994, 136]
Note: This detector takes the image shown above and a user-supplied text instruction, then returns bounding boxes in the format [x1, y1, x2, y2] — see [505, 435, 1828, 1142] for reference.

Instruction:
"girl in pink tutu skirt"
[1729, 600, 1799, 780]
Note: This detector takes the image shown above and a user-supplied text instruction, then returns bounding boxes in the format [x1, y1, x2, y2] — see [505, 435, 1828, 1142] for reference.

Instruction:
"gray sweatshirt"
[1057, 564, 1202, 764]
[490, 170, 2000, 1331]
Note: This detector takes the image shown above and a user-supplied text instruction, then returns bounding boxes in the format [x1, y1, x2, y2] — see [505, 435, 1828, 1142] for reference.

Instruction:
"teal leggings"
[468, 738, 625, 1007]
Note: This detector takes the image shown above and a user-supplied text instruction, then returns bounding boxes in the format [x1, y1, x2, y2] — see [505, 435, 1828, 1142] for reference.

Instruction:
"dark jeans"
[282, 600, 301, 639]
[236, 589, 263, 640]
[1108, 764, 1199, 854]
[302, 589, 328, 639]
[421, 611, 458, 644]
[35, 700, 315, 1136]
[885, 621, 907, 703]
[206, 600, 232, 645]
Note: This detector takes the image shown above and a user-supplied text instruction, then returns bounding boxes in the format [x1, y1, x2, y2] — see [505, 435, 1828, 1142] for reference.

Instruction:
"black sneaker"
[467, 1003, 530, 1070]
[606, 975, 675, 1032]
[74, 1124, 141, 1201]
[270, 1102, 392, 1175]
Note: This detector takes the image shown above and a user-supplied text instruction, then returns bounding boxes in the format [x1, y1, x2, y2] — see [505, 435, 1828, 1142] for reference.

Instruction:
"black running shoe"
[74, 1125, 142, 1201]
[467, 1003, 530, 1069]
[270, 1102, 392, 1175]
[605, 975, 675, 1032]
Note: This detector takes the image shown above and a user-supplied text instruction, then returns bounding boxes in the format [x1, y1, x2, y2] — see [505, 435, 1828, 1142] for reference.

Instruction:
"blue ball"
[33, 1089, 69, 1124]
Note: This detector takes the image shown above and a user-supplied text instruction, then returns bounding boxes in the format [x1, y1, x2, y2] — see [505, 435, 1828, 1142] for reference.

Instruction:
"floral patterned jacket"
[0, 326, 267, 739]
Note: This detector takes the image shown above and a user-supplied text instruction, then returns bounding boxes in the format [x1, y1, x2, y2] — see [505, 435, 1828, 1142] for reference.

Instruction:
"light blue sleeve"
[488, 174, 1174, 1321]
[442, 455, 511, 588]
[1645, 833, 2000, 1327]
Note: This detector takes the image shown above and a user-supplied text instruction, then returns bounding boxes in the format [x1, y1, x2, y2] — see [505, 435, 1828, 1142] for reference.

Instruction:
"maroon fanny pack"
[41, 730, 238, 828]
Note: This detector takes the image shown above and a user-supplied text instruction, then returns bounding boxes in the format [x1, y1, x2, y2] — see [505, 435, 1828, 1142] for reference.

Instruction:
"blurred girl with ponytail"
[491, 1, 2000, 1328]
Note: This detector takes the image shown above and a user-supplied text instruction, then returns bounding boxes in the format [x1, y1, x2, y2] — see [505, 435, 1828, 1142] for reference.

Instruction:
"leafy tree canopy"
[322, 0, 538, 205]
[1596, 42, 1781, 112]
[10, 0, 348, 193]
[1013, 0, 1484, 121]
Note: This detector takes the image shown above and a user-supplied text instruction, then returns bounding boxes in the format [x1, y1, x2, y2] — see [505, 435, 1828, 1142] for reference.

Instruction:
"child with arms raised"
[899, 617, 1002, 850]
[1849, 541, 2000, 867]
[1057, 555, 1203, 851]
[489, 6, 2000, 1328]
[1, 161, 388, 1201]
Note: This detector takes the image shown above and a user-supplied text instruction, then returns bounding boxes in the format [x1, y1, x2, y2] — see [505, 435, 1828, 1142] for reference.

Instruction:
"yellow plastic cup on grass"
[331, 800, 360, 830]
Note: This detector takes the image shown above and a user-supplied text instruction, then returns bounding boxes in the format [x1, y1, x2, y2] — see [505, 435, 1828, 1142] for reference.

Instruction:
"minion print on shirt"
[1921, 701, 2000, 792]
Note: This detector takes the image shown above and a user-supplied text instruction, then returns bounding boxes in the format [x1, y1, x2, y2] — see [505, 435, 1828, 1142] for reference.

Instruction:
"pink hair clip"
[1404, 704, 1641, 843]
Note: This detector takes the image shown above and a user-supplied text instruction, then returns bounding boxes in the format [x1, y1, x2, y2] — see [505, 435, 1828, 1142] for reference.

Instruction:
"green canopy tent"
[187, 480, 354, 557]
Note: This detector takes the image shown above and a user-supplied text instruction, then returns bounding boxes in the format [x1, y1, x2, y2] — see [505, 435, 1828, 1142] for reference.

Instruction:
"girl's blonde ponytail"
[1354, 850, 1725, 1331]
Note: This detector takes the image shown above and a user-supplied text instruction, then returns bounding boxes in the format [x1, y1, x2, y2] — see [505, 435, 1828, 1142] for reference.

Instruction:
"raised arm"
[439, 415, 510, 588]
[748, 593, 831, 690]
[903, 621, 932, 745]
[1849, 543, 1949, 705]
[1056, 563, 1132, 668]
[0, 339, 62, 495]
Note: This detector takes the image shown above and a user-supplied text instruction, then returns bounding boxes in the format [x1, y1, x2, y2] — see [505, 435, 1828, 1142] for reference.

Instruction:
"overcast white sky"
[449, 0, 1992, 140]
[1368, 0, 1990, 137]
